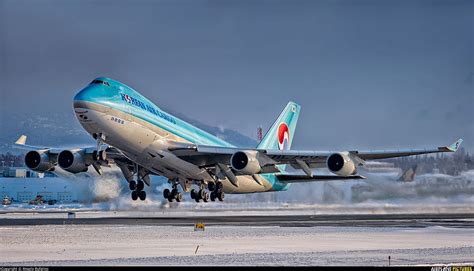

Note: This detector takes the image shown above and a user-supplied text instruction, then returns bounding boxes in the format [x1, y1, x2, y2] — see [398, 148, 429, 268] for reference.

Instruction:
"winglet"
[446, 138, 463, 152]
[15, 135, 27, 145]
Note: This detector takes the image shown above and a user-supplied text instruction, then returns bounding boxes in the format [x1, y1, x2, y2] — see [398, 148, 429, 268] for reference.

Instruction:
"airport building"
[0, 167, 91, 204]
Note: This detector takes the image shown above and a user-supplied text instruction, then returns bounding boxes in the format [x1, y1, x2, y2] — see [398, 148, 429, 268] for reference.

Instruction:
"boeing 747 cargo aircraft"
[15, 77, 463, 202]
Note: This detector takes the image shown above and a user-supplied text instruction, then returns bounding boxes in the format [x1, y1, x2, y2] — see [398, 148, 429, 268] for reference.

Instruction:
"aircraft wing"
[172, 138, 463, 173]
[14, 135, 126, 159]
[13, 135, 108, 156]
[15, 133, 462, 184]
[267, 138, 463, 169]
[13, 135, 63, 153]
[13, 134, 131, 175]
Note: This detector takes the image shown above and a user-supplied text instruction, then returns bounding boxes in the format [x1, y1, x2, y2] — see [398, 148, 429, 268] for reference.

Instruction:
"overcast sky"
[0, 0, 472, 151]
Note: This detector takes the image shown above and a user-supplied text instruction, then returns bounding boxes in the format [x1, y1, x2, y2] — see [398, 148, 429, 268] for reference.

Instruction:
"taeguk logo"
[277, 122, 290, 150]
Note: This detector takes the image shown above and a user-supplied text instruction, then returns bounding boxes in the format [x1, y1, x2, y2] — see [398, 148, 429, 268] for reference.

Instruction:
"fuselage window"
[90, 80, 110, 87]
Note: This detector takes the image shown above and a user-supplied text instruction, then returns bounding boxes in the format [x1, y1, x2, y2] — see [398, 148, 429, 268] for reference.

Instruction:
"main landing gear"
[162, 179, 183, 202]
[190, 188, 209, 202]
[161, 179, 225, 203]
[209, 181, 225, 202]
[163, 182, 183, 202]
[190, 181, 224, 203]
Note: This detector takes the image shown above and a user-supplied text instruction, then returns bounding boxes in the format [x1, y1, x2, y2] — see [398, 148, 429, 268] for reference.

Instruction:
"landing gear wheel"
[210, 192, 217, 201]
[167, 196, 174, 202]
[176, 192, 183, 202]
[216, 182, 223, 190]
[195, 197, 201, 203]
[92, 150, 98, 161]
[163, 188, 170, 199]
[136, 180, 144, 191]
[190, 189, 196, 199]
[208, 182, 215, 191]
[131, 191, 138, 201]
[171, 188, 178, 198]
[129, 181, 137, 191]
[138, 190, 146, 201]
[198, 189, 205, 199]
[203, 192, 210, 202]
[217, 191, 225, 201]
[98, 150, 107, 161]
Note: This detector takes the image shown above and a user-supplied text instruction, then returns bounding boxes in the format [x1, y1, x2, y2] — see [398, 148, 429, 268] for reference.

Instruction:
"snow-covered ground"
[1, 169, 473, 266]
[1, 224, 472, 266]
[1, 202, 474, 219]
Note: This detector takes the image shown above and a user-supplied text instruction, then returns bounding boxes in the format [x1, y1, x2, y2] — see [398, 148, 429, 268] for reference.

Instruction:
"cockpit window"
[90, 79, 110, 86]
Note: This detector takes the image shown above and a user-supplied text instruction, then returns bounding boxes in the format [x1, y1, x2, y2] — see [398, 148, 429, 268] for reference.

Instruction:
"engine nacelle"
[326, 152, 357, 176]
[57, 150, 90, 173]
[230, 151, 262, 175]
[24, 150, 56, 172]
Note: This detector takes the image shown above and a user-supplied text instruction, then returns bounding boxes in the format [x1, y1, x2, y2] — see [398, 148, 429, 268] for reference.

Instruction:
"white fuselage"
[73, 101, 273, 193]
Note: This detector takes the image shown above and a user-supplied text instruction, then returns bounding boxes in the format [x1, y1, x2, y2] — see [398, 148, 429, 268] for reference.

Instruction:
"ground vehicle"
[29, 195, 45, 205]
[2, 195, 12, 205]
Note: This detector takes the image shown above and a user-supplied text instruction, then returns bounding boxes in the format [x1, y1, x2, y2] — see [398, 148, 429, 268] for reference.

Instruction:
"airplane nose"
[73, 85, 101, 123]
[73, 86, 94, 103]
[74, 78, 115, 106]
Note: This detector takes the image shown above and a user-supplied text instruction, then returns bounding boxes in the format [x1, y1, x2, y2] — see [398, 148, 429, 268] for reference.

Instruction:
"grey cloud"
[0, 0, 472, 151]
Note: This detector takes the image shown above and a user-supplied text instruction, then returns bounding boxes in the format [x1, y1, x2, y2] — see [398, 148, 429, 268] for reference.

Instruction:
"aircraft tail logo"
[277, 122, 290, 150]
[257, 101, 300, 151]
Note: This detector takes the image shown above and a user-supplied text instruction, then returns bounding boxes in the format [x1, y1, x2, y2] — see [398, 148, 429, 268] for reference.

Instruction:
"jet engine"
[57, 150, 91, 173]
[24, 150, 56, 172]
[230, 151, 262, 175]
[326, 152, 357, 176]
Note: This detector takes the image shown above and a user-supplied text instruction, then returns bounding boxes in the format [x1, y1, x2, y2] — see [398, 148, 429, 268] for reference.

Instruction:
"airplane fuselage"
[73, 77, 289, 194]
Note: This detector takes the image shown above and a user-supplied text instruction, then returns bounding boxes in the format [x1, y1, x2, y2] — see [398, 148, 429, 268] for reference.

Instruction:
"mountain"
[0, 111, 257, 153]
[163, 107, 258, 148]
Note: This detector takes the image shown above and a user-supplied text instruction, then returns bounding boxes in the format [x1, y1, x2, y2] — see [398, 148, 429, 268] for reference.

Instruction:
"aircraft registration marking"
[111, 116, 124, 124]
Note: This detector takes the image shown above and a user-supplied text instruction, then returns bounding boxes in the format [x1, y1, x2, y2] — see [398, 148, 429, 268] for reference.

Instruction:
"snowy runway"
[1, 222, 473, 266]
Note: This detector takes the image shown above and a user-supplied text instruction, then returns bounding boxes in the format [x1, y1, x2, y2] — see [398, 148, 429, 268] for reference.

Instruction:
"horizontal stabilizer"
[276, 174, 365, 183]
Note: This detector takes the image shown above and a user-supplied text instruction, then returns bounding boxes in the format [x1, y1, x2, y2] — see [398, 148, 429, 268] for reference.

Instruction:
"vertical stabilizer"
[257, 101, 300, 151]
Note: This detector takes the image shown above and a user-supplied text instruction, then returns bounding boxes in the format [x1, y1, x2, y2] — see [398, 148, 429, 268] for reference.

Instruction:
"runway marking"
[0, 213, 473, 228]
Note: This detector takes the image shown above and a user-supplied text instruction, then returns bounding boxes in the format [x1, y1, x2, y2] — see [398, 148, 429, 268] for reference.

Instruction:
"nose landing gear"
[129, 164, 146, 201]
[138, 190, 146, 201]
[129, 181, 136, 191]
[130, 184, 146, 201]
[131, 190, 146, 201]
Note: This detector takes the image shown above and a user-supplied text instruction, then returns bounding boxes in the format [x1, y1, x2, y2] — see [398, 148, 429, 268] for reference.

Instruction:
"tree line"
[389, 147, 473, 176]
